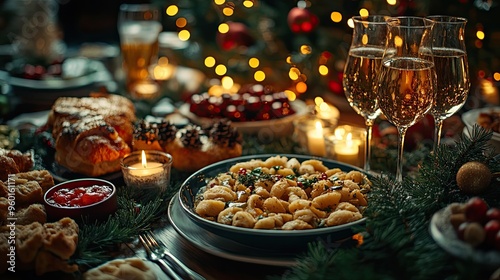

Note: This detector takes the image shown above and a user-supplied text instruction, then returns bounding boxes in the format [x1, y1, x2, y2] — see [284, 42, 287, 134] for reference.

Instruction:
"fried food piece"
[35, 249, 78, 276]
[16, 222, 45, 263]
[15, 170, 54, 193]
[42, 217, 79, 260]
[0, 155, 19, 181]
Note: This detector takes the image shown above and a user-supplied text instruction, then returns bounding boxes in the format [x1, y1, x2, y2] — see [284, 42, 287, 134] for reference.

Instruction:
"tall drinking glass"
[376, 17, 437, 182]
[427, 16, 470, 152]
[118, 4, 162, 98]
[343, 15, 388, 172]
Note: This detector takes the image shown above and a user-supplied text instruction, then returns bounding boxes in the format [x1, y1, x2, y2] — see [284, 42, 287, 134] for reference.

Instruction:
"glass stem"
[433, 119, 444, 154]
[364, 119, 374, 172]
[396, 126, 408, 183]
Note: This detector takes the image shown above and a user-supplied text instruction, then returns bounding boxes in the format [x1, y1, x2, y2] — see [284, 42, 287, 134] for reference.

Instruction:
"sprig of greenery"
[71, 173, 186, 269]
[280, 125, 500, 280]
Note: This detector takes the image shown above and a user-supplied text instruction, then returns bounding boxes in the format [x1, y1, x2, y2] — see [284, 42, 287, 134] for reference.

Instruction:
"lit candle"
[307, 120, 326, 156]
[121, 150, 173, 191]
[132, 81, 160, 99]
[316, 102, 340, 121]
[128, 150, 163, 177]
[334, 133, 360, 166]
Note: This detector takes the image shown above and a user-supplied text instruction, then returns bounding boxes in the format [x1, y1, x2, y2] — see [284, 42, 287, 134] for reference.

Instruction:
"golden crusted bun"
[47, 93, 135, 144]
[166, 138, 242, 172]
[55, 115, 131, 176]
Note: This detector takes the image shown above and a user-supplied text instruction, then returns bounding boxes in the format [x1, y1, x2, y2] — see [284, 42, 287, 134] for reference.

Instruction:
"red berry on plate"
[465, 197, 489, 223]
[485, 220, 500, 246]
[487, 208, 500, 221]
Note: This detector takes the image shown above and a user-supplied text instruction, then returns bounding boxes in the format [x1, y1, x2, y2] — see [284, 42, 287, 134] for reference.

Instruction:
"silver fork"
[140, 230, 205, 280]
[139, 234, 183, 280]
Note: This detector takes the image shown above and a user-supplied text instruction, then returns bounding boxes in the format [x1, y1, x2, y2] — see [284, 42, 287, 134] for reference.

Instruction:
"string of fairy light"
[162, 0, 499, 100]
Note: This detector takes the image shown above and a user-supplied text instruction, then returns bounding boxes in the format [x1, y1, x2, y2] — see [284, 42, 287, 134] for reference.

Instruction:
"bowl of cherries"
[181, 84, 308, 135]
[430, 197, 500, 266]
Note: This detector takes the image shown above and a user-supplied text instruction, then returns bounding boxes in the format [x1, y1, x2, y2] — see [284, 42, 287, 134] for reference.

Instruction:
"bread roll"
[47, 93, 135, 144]
[55, 115, 131, 176]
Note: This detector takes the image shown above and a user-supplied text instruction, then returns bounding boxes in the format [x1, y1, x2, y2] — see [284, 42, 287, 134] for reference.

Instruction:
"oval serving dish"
[178, 154, 369, 252]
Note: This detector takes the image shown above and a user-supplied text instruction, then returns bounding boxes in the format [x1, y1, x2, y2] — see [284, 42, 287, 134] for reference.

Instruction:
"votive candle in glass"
[121, 150, 173, 191]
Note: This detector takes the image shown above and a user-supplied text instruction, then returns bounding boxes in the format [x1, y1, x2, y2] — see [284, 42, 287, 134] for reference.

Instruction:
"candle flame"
[141, 150, 148, 168]
[315, 120, 323, 132]
[346, 133, 353, 147]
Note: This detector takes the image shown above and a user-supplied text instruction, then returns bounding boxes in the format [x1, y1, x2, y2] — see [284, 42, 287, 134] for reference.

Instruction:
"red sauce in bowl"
[47, 185, 113, 207]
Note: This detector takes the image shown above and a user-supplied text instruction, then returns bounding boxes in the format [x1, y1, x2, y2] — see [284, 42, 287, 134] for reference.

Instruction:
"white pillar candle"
[334, 132, 360, 166]
[307, 120, 326, 157]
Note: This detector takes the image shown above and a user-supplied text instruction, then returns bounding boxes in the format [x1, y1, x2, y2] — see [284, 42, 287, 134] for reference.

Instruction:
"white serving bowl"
[462, 107, 500, 152]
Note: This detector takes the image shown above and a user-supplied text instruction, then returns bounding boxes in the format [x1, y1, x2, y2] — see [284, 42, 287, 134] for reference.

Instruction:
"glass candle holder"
[324, 125, 365, 167]
[121, 150, 173, 191]
[293, 115, 336, 157]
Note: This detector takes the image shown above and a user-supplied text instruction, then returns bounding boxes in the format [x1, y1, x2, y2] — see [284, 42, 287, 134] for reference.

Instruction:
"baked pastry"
[42, 217, 79, 260]
[133, 120, 242, 172]
[55, 115, 131, 176]
[15, 170, 54, 193]
[83, 257, 157, 280]
[0, 155, 19, 181]
[0, 148, 34, 181]
[0, 199, 47, 226]
[47, 93, 135, 144]
[0, 217, 80, 275]
[132, 120, 177, 151]
[0, 179, 43, 206]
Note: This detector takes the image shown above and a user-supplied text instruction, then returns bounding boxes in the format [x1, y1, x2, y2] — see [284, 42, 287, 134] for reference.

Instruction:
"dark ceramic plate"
[178, 154, 369, 252]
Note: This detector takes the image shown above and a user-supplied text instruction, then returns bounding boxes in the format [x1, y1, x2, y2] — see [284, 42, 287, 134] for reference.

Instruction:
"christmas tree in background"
[156, 0, 499, 106]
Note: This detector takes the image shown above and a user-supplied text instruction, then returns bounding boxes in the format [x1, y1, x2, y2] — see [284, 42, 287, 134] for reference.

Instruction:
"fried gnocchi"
[194, 156, 371, 230]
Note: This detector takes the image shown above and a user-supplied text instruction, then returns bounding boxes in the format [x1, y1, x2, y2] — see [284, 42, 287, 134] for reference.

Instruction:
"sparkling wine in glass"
[343, 15, 388, 172]
[376, 17, 437, 182]
[427, 16, 470, 152]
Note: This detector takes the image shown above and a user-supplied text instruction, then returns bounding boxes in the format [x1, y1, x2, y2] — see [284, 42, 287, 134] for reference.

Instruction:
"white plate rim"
[462, 107, 500, 140]
[178, 99, 310, 129]
[429, 205, 500, 266]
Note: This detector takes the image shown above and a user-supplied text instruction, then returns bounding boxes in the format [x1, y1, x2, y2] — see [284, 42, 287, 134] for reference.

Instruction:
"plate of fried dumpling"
[178, 154, 372, 252]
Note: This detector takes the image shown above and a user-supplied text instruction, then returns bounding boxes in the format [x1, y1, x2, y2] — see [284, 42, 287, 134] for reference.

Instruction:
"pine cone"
[180, 125, 203, 149]
[133, 120, 157, 144]
[158, 121, 177, 143]
[208, 120, 241, 147]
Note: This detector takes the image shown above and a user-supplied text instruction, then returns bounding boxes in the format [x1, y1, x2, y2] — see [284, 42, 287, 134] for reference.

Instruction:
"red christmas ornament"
[287, 7, 318, 33]
[216, 22, 255, 51]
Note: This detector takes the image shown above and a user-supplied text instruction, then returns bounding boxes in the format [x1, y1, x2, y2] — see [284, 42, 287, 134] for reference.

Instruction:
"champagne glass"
[376, 17, 437, 182]
[427, 16, 470, 152]
[343, 15, 388, 172]
[118, 4, 162, 99]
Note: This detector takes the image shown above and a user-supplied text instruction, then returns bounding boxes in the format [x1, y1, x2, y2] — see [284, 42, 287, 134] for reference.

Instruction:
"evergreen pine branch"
[286, 126, 500, 279]
[71, 169, 189, 269]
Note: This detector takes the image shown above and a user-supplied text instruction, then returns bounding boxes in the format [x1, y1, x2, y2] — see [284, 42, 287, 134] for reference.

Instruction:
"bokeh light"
[166, 5, 179, 16]
[178, 30, 190, 41]
[204, 56, 216, 67]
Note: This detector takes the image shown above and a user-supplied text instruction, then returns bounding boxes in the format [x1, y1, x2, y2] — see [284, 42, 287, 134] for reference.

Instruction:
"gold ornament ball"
[456, 161, 492, 195]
